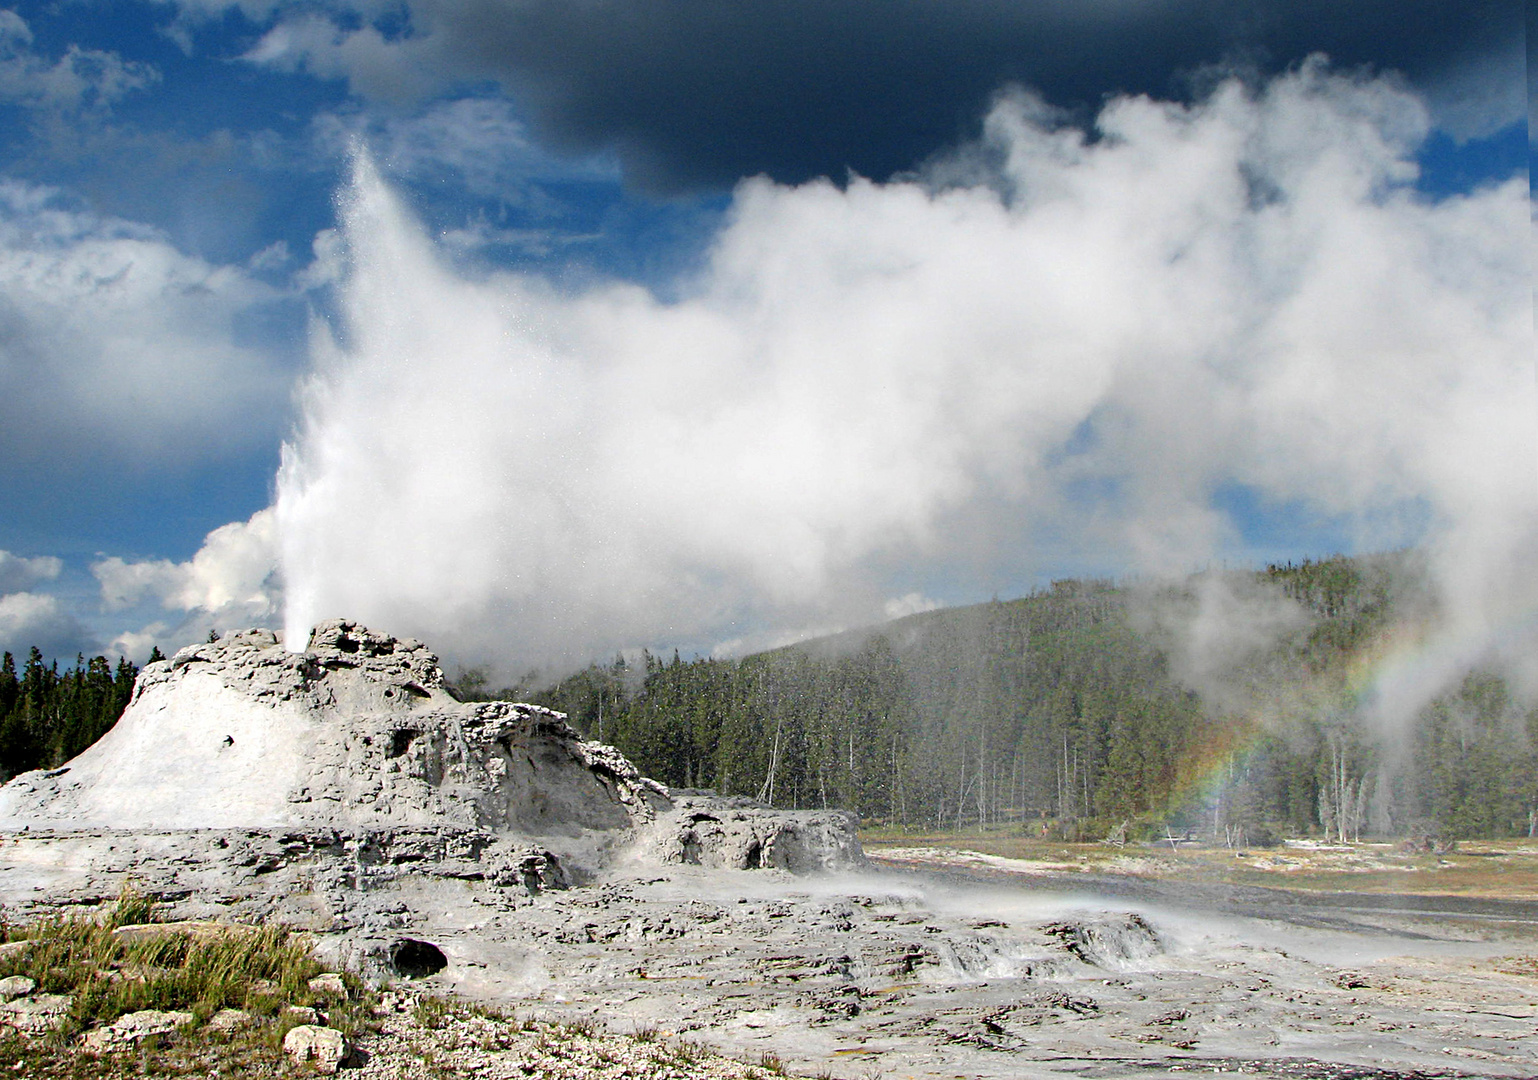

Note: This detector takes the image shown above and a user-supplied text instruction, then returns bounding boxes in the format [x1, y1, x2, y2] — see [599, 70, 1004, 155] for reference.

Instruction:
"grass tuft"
[0, 892, 377, 1075]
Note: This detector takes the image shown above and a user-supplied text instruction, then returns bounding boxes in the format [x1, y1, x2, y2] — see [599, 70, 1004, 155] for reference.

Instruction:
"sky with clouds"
[0, 0, 1528, 686]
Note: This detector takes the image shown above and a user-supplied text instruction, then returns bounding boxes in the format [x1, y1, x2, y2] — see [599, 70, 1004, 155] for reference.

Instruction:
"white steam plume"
[276, 60, 1534, 686]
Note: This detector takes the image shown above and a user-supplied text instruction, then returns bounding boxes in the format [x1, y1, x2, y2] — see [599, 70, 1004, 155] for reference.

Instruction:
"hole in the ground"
[743, 841, 762, 870]
[389, 938, 447, 979]
[389, 730, 419, 758]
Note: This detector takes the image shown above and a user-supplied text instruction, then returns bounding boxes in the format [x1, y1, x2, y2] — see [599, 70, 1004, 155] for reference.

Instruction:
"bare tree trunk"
[758, 716, 782, 806]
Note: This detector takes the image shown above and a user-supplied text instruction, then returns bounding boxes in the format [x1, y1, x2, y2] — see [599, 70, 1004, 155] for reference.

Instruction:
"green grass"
[0, 884, 376, 1075]
[0, 891, 848, 1078]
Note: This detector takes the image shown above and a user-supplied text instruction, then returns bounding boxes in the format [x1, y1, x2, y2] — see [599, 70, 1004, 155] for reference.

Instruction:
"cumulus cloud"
[94, 509, 279, 618]
[106, 624, 171, 665]
[213, 0, 1520, 189]
[0, 546, 81, 658]
[0, 10, 158, 112]
[0, 180, 295, 473]
[0, 591, 90, 658]
[91, 510, 281, 660]
[242, 12, 439, 102]
[0, 550, 61, 594]
[267, 62, 1532, 689]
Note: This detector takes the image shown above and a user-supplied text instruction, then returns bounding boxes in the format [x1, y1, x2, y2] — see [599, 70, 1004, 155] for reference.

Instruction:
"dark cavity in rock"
[389, 938, 447, 978]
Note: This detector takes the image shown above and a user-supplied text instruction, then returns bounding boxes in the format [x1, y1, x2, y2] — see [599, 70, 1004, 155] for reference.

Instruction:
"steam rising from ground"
[275, 62, 1533, 683]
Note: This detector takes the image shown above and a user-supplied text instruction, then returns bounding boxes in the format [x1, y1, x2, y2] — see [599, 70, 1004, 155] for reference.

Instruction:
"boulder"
[308, 972, 348, 997]
[80, 1008, 192, 1051]
[0, 992, 71, 1034]
[284, 1024, 350, 1073]
[284, 1004, 322, 1025]
[207, 1007, 255, 1033]
[0, 975, 34, 1000]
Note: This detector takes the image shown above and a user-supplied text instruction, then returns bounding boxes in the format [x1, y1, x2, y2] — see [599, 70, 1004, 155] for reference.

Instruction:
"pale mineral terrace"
[0, 623, 1532, 1079]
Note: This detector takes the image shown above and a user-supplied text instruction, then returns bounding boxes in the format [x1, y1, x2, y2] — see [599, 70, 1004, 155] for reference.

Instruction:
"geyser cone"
[0, 620, 670, 832]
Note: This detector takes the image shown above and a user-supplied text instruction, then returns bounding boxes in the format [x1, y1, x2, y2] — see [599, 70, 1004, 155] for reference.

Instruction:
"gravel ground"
[352, 996, 811, 1080]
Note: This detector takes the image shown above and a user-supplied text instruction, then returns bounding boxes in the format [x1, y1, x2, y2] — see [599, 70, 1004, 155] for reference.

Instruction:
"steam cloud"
[273, 62, 1533, 687]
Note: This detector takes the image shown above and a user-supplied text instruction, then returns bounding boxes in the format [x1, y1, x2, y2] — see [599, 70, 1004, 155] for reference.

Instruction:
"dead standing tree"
[1318, 727, 1371, 844]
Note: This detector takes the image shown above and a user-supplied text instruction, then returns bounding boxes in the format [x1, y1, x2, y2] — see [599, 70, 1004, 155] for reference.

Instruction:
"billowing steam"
[274, 61, 1533, 688]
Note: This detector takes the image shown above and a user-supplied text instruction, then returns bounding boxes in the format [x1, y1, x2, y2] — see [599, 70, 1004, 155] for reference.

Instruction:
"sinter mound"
[0, 620, 862, 894]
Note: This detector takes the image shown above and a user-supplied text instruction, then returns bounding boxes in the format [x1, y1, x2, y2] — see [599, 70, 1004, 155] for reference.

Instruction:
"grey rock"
[308, 972, 348, 997]
[79, 1008, 192, 1051]
[0, 992, 71, 1034]
[0, 620, 674, 836]
[642, 794, 866, 874]
[1042, 913, 1162, 969]
[0, 620, 861, 883]
[112, 920, 256, 944]
[283, 1023, 350, 1073]
[207, 1007, 255, 1033]
[0, 975, 35, 1000]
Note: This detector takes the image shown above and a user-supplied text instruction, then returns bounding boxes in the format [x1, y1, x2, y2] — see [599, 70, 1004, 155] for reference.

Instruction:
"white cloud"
[243, 13, 438, 102]
[1418, 31, 1526, 142]
[268, 61, 1532, 688]
[94, 509, 278, 617]
[884, 593, 943, 620]
[0, 550, 61, 594]
[0, 591, 88, 657]
[0, 180, 295, 470]
[0, 10, 158, 111]
[106, 623, 171, 665]
[91, 509, 281, 662]
[248, 240, 292, 272]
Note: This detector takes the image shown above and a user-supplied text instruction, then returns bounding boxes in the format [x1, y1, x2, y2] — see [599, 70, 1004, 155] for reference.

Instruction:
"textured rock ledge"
[641, 795, 864, 874]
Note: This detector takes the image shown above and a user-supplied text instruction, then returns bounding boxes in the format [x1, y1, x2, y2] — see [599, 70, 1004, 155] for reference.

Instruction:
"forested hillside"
[519, 555, 1537, 840]
[0, 648, 142, 780]
[4, 555, 1532, 840]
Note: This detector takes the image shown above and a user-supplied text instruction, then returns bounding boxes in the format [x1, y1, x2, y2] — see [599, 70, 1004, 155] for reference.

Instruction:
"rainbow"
[1150, 611, 1513, 832]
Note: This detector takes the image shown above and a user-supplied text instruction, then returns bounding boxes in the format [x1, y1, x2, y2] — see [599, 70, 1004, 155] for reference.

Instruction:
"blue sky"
[0, 0, 1528, 673]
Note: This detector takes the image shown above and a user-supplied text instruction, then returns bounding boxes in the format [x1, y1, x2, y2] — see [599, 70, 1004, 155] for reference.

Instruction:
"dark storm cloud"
[418, 0, 1521, 190]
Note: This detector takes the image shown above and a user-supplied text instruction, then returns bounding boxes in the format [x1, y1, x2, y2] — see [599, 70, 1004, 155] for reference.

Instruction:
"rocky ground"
[2, 831, 1534, 1080]
[350, 995, 813, 1080]
[1, 625, 1532, 1079]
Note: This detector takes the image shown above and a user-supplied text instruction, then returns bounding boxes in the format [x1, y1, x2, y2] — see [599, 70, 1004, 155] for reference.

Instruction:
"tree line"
[516, 556, 1537, 840]
[4, 554, 1533, 841]
[0, 647, 149, 780]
